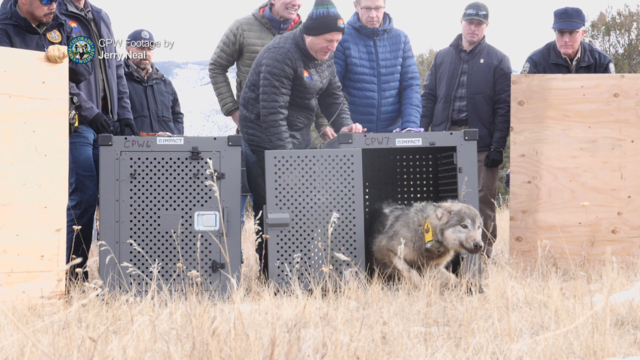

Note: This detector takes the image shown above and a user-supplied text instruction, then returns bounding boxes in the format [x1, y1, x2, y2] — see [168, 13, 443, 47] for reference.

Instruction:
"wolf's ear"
[434, 205, 451, 223]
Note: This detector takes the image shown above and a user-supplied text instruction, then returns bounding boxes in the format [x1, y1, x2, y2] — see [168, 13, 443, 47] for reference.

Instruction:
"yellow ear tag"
[424, 221, 433, 243]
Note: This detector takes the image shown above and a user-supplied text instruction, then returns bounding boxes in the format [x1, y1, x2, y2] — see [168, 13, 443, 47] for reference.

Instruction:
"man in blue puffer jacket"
[334, 0, 421, 133]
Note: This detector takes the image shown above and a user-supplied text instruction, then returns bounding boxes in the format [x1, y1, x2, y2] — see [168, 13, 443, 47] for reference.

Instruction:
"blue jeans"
[66, 125, 99, 282]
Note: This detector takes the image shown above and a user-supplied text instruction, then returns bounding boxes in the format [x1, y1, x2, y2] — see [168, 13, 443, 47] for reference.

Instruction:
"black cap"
[462, 2, 489, 23]
[302, 0, 345, 36]
[126, 29, 155, 47]
[552, 7, 585, 30]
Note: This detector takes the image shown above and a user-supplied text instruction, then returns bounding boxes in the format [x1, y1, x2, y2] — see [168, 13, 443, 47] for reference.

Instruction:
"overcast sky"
[103, 0, 638, 70]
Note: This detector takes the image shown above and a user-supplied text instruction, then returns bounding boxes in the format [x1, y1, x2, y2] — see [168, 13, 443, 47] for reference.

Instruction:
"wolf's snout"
[472, 242, 484, 250]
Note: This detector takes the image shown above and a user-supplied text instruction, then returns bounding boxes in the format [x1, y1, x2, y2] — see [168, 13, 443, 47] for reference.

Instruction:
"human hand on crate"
[320, 126, 336, 142]
[340, 123, 367, 134]
[45, 45, 67, 64]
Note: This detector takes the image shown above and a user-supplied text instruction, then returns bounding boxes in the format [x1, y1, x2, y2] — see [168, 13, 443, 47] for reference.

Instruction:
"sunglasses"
[40, 0, 57, 5]
[463, 9, 488, 21]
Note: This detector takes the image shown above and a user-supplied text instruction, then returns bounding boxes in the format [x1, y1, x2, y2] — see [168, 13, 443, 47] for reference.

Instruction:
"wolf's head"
[431, 201, 484, 254]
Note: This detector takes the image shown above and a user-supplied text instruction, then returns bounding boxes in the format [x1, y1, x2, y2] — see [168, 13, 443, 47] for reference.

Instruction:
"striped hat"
[302, 0, 345, 36]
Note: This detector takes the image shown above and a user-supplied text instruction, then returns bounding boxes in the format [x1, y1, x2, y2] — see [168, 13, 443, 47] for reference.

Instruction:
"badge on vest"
[47, 30, 62, 43]
[521, 62, 530, 74]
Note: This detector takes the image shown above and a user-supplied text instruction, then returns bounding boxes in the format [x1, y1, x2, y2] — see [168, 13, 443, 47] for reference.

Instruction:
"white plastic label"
[194, 211, 220, 231]
[395, 138, 422, 146]
[157, 137, 184, 145]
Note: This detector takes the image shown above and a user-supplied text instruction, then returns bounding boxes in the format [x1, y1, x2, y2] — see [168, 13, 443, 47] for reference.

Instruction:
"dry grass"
[1, 208, 640, 359]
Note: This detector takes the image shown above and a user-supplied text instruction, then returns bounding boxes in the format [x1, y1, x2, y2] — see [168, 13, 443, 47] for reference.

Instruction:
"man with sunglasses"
[0, 0, 91, 84]
[421, 2, 511, 259]
[522, 7, 614, 74]
[55, 0, 137, 284]
[334, 0, 421, 133]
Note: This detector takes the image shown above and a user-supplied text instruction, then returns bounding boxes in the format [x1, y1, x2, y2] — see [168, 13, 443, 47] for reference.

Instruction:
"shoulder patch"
[609, 63, 616, 74]
[521, 62, 530, 74]
[46, 30, 62, 43]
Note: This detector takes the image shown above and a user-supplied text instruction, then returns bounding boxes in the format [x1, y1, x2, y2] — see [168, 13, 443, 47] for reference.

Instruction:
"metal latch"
[266, 213, 290, 227]
[211, 259, 226, 274]
[190, 146, 201, 161]
[214, 170, 225, 181]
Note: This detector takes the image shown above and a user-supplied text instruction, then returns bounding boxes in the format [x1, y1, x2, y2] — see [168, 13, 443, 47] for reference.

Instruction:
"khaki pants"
[450, 126, 499, 256]
[477, 151, 499, 251]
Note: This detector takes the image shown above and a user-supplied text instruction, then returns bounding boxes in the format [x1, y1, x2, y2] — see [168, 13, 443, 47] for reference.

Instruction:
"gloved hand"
[484, 148, 503, 168]
[87, 112, 114, 135]
[118, 118, 139, 136]
[45, 45, 67, 64]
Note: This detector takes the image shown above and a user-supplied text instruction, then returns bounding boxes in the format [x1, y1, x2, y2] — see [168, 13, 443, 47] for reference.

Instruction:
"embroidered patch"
[609, 63, 616, 74]
[141, 30, 150, 39]
[69, 21, 80, 32]
[424, 221, 434, 243]
[68, 36, 95, 64]
[521, 62, 530, 74]
[337, 18, 345, 28]
[303, 70, 312, 82]
[46, 30, 62, 43]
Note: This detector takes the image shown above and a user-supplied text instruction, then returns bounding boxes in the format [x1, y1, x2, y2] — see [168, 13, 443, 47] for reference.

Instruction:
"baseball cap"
[552, 7, 585, 30]
[462, 2, 489, 23]
[126, 29, 155, 46]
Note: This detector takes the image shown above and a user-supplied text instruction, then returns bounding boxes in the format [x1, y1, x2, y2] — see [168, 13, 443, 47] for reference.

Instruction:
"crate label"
[396, 138, 422, 146]
[157, 137, 184, 145]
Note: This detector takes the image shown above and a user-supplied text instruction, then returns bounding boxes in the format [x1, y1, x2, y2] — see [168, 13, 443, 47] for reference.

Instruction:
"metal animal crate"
[98, 134, 242, 293]
[263, 130, 480, 286]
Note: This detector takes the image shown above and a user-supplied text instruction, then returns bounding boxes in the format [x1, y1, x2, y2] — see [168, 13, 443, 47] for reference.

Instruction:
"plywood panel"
[510, 74, 640, 266]
[0, 47, 69, 300]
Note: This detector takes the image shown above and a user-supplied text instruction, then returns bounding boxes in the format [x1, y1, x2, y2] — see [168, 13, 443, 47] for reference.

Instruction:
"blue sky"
[102, 0, 638, 70]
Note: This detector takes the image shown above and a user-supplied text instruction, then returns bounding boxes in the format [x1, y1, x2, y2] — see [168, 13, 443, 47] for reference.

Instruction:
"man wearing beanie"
[421, 2, 511, 260]
[123, 29, 183, 135]
[209, 0, 333, 235]
[521, 7, 614, 74]
[239, 0, 366, 273]
[334, 0, 422, 133]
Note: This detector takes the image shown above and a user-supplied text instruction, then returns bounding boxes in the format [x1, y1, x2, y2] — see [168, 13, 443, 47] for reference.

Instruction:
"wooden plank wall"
[0, 47, 69, 300]
[510, 74, 640, 267]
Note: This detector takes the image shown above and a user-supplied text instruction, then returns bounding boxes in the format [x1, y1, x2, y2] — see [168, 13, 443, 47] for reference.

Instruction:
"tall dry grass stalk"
[1, 207, 639, 359]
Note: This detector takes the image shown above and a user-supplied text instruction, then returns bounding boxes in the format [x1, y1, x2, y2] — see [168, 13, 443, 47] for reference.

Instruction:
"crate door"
[264, 149, 365, 286]
[118, 151, 223, 290]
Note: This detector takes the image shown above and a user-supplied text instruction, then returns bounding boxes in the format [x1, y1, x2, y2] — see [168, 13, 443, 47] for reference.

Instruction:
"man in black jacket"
[57, 0, 138, 283]
[124, 29, 183, 135]
[522, 7, 614, 74]
[239, 0, 365, 271]
[421, 2, 511, 258]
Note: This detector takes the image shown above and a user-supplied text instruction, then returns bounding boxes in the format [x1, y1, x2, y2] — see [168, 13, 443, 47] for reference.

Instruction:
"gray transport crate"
[264, 130, 481, 286]
[98, 134, 242, 293]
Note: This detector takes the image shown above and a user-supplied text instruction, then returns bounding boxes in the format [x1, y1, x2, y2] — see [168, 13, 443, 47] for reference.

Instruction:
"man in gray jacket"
[239, 0, 365, 271]
[57, 0, 138, 282]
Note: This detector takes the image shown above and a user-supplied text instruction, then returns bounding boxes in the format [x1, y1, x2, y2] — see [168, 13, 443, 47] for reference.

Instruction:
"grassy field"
[1, 209, 639, 359]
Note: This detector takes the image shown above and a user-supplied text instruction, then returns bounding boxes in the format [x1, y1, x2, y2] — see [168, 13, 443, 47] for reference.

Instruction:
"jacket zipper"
[447, 54, 463, 131]
[88, 19, 113, 119]
[373, 30, 381, 132]
[66, 4, 113, 119]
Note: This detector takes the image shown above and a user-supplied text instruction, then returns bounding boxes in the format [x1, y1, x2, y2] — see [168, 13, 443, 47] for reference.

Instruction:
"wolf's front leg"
[392, 257, 422, 284]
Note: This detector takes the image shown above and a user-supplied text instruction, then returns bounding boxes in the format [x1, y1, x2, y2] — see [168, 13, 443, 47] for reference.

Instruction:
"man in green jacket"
[209, 0, 332, 142]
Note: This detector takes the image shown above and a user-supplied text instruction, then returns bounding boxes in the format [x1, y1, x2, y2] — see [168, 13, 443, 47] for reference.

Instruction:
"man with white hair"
[522, 7, 614, 74]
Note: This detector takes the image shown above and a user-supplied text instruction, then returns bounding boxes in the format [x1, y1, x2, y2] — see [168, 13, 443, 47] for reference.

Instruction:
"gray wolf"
[370, 200, 484, 285]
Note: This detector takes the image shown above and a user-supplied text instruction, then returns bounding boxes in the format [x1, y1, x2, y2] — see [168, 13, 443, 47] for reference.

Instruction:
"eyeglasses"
[463, 9, 488, 21]
[40, 0, 57, 5]
[359, 6, 385, 13]
[555, 30, 581, 38]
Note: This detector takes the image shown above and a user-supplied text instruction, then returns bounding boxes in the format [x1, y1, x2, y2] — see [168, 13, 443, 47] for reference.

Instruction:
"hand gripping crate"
[98, 134, 242, 293]
[263, 130, 481, 287]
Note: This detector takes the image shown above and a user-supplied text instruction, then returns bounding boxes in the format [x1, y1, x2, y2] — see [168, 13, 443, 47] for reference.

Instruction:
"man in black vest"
[522, 7, 614, 74]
